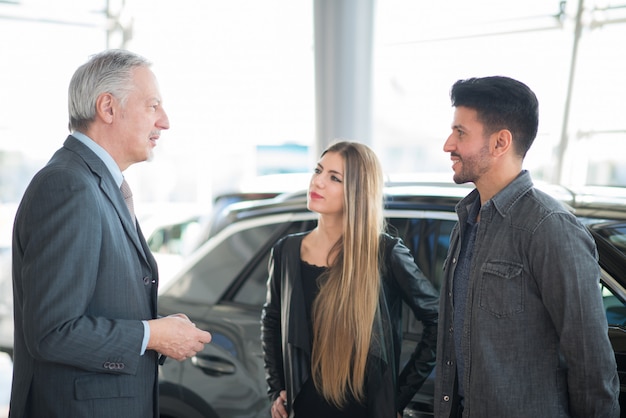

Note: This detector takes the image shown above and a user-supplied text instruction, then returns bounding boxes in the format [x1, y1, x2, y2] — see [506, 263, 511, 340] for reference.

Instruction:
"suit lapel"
[63, 136, 151, 267]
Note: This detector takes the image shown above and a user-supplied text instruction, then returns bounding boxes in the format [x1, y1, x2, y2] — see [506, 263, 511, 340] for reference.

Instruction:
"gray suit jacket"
[10, 136, 160, 417]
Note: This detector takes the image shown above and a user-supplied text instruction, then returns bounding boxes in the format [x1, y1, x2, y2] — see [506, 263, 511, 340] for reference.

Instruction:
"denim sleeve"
[530, 212, 620, 417]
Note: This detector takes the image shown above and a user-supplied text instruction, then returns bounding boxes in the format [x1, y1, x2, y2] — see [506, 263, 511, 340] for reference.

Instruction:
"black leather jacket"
[261, 232, 439, 417]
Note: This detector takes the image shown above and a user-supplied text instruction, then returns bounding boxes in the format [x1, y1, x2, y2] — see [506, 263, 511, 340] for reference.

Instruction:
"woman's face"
[307, 151, 345, 216]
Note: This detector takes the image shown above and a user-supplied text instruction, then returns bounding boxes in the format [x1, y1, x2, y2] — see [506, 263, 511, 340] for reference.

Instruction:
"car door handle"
[191, 354, 236, 376]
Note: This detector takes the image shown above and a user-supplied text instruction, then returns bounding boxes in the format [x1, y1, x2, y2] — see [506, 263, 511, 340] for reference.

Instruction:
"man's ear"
[95, 93, 115, 124]
[492, 129, 512, 156]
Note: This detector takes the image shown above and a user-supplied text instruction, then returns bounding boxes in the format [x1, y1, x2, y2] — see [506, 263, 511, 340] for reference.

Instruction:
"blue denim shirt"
[434, 171, 620, 417]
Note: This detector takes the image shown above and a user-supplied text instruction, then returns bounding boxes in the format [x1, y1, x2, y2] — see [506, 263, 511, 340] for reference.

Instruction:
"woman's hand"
[271, 390, 288, 418]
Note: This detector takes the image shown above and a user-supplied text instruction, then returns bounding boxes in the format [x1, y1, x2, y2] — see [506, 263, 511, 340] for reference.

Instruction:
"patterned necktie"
[120, 179, 135, 221]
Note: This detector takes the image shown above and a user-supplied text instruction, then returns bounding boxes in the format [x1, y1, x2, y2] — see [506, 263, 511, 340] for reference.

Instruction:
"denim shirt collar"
[456, 170, 533, 222]
[490, 170, 534, 217]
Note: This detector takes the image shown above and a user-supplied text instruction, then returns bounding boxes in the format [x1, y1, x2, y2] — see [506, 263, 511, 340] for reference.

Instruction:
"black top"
[263, 232, 439, 416]
[293, 260, 368, 418]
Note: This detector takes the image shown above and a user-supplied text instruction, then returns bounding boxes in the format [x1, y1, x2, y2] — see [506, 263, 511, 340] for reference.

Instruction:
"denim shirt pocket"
[478, 260, 524, 318]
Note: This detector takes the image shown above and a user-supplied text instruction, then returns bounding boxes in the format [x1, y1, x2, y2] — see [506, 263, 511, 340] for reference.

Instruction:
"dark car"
[156, 181, 626, 418]
[586, 219, 626, 409]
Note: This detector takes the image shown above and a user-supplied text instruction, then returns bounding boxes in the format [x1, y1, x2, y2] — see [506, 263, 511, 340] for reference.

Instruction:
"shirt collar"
[71, 131, 124, 187]
[456, 170, 534, 220]
[489, 170, 534, 217]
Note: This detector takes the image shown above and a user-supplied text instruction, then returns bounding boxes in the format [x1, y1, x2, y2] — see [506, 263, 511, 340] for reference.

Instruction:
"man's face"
[443, 106, 492, 185]
[113, 66, 170, 170]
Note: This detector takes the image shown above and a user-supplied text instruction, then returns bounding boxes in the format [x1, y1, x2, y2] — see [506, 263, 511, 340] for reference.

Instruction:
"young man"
[434, 76, 619, 417]
[10, 50, 212, 417]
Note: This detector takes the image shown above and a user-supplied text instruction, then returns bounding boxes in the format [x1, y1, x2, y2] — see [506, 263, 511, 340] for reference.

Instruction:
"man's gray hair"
[68, 49, 152, 132]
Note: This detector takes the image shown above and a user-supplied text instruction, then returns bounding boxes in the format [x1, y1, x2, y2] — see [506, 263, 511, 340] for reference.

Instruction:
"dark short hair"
[450, 76, 539, 157]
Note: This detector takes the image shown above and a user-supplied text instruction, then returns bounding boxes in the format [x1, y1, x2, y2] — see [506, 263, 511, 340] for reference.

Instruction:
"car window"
[590, 222, 626, 326]
[387, 217, 455, 291]
[233, 220, 317, 306]
[148, 219, 200, 255]
[162, 223, 282, 304]
[387, 217, 455, 339]
[232, 255, 272, 306]
[595, 223, 626, 256]
[602, 282, 626, 326]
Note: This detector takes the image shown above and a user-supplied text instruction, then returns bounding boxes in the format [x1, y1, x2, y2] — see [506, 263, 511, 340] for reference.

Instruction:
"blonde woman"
[262, 141, 439, 418]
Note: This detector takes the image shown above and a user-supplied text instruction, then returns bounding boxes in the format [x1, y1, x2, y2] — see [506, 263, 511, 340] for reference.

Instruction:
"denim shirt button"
[446, 360, 453, 366]
[452, 257, 456, 264]
[443, 395, 450, 402]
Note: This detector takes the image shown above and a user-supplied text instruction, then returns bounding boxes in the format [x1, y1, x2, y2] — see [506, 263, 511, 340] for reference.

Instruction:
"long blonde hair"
[311, 141, 385, 407]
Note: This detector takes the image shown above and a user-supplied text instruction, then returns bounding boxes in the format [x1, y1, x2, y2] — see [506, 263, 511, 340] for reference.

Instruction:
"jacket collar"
[63, 135, 148, 262]
[456, 170, 533, 220]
